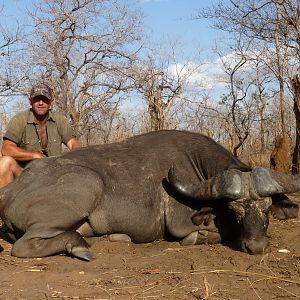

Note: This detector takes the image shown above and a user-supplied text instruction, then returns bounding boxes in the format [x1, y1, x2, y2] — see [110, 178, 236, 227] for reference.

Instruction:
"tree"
[291, 73, 300, 174]
[198, 0, 300, 171]
[0, 3, 27, 143]
[214, 34, 258, 157]
[25, 0, 143, 143]
[250, 48, 273, 154]
[0, 4, 24, 103]
[130, 43, 201, 131]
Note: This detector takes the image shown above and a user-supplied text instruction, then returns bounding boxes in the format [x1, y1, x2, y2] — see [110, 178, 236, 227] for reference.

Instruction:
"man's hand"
[32, 152, 47, 159]
[67, 138, 81, 150]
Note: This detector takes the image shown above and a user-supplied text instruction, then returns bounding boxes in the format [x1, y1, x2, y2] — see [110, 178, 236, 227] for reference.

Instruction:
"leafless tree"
[129, 42, 201, 131]
[0, 2, 28, 144]
[214, 34, 258, 157]
[0, 4, 25, 101]
[198, 0, 300, 170]
[291, 73, 300, 174]
[251, 53, 272, 153]
[24, 0, 143, 143]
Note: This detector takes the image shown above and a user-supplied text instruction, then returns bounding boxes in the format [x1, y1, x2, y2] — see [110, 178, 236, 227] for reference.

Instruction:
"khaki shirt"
[3, 109, 76, 157]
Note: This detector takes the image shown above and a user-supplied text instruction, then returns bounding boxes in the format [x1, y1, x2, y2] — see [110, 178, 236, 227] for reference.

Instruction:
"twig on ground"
[247, 278, 263, 300]
[191, 268, 300, 285]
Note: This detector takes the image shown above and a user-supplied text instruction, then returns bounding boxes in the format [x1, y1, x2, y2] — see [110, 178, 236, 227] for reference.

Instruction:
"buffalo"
[0, 130, 298, 261]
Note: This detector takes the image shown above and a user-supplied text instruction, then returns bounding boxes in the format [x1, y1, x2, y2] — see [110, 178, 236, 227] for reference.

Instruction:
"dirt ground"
[0, 196, 299, 300]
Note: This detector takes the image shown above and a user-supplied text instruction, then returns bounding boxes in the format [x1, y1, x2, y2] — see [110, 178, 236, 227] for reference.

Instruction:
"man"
[0, 83, 81, 188]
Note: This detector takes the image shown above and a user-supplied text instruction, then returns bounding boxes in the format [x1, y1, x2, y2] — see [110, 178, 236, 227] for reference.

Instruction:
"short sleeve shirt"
[3, 109, 76, 157]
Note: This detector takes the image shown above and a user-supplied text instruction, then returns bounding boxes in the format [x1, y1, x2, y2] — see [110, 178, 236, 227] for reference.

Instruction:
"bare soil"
[0, 196, 299, 300]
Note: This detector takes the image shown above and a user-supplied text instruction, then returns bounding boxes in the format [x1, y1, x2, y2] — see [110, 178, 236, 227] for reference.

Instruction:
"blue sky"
[140, 0, 221, 58]
[139, 0, 229, 93]
[2, 0, 228, 100]
[3, 0, 222, 58]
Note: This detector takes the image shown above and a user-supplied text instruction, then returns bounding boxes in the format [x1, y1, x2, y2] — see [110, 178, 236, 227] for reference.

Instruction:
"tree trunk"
[291, 74, 300, 174]
[148, 89, 167, 131]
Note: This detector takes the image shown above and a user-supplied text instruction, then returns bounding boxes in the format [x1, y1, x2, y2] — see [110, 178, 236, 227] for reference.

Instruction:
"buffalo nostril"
[242, 238, 270, 255]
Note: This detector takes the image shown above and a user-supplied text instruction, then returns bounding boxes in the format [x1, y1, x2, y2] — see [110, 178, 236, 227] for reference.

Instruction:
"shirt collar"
[27, 108, 56, 124]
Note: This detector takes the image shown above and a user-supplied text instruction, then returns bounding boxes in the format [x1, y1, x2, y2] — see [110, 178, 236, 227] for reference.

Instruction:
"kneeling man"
[0, 83, 81, 188]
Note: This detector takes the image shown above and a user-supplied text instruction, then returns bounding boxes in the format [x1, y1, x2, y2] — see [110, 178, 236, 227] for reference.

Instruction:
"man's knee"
[0, 156, 16, 171]
[0, 156, 22, 188]
[0, 156, 21, 177]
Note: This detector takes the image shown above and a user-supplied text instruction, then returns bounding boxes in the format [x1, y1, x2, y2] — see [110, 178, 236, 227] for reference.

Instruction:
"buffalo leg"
[11, 230, 95, 261]
[165, 197, 223, 245]
[271, 194, 299, 219]
[180, 211, 222, 245]
[7, 170, 103, 260]
[180, 230, 222, 245]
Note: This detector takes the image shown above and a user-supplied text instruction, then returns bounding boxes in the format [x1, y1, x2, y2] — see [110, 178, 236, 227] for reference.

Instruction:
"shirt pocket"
[20, 126, 41, 152]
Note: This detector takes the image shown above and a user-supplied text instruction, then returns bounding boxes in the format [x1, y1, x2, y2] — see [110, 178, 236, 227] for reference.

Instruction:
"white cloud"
[167, 58, 228, 93]
[168, 50, 263, 95]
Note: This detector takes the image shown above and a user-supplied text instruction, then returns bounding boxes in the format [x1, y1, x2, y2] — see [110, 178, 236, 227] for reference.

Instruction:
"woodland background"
[0, 0, 300, 174]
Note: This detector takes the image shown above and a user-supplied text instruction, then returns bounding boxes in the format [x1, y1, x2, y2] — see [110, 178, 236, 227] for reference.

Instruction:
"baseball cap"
[30, 83, 53, 100]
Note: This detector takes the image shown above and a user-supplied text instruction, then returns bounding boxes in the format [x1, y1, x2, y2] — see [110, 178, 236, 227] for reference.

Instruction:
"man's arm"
[66, 138, 81, 150]
[1, 139, 45, 161]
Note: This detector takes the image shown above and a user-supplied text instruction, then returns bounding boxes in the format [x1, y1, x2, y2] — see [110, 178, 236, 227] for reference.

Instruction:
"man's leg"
[0, 156, 22, 188]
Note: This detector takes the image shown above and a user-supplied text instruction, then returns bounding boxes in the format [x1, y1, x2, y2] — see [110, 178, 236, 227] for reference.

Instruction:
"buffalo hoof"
[198, 230, 222, 244]
[180, 230, 222, 246]
[66, 244, 96, 261]
[108, 234, 132, 243]
[180, 232, 198, 245]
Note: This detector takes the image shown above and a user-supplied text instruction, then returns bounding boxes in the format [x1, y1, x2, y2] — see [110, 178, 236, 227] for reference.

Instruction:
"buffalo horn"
[168, 167, 243, 200]
[252, 168, 300, 196]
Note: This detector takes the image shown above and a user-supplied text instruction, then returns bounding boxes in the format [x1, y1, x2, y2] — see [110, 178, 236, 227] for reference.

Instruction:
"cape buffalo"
[0, 130, 298, 261]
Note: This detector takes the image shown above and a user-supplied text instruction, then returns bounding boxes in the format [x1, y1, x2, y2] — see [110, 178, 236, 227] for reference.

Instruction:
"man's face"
[30, 96, 52, 117]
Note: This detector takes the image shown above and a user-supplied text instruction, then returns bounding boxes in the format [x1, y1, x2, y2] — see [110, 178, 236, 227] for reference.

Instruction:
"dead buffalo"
[0, 130, 298, 261]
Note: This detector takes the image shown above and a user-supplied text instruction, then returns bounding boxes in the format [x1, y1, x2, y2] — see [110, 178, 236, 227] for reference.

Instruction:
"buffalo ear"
[271, 194, 299, 220]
